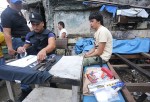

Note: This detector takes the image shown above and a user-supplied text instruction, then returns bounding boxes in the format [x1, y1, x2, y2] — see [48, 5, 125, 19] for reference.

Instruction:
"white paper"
[7, 55, 37, 67]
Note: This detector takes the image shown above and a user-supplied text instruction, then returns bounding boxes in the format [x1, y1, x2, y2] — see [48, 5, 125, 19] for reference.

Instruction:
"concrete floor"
[0, 80, 72, 102]
[0, 80, 9, 102]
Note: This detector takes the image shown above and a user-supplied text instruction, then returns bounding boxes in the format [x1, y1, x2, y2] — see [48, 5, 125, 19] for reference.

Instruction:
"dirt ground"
[0, 80, 21, 102]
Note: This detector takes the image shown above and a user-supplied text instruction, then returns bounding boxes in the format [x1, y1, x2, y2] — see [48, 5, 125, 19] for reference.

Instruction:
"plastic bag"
[94, 87, 120, 102]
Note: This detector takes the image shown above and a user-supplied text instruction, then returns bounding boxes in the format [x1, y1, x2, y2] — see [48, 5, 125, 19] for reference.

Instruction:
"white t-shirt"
[94, 26, 113, 62]
[59, 28, 67, 38]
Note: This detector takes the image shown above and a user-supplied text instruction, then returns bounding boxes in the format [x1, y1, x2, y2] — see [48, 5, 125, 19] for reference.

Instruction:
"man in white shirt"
[58, 21, 67, 38]
[83, 12, 113, 66]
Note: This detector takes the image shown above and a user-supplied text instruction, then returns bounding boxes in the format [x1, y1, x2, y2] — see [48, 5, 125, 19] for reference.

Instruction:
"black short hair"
[58, 21, 65, 28]
[89, 12, 104, 25]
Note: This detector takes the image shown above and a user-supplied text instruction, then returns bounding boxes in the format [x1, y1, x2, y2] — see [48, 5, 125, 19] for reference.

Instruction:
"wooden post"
[72, 86, 80, 102]
[6, 81, 15, 102]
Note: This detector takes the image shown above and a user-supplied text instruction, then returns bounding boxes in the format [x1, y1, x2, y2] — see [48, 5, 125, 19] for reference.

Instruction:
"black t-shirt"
[1, 6, 30, 37]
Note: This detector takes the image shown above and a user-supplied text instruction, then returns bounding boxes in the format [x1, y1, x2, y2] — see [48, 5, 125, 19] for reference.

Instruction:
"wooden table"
[2, 56, 83, 102]
[49, 56, 83, 102]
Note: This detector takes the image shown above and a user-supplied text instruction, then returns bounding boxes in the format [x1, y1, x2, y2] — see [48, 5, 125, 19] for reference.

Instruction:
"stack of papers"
[7, 55, 37, 67]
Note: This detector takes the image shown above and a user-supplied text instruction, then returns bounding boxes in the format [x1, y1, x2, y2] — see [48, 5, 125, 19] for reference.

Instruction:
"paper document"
[7, 55, 37, 67]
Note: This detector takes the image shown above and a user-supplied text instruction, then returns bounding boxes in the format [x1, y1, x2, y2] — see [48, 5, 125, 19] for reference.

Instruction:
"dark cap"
[10, 0, 22, 4]
[29, 12, 43, 23]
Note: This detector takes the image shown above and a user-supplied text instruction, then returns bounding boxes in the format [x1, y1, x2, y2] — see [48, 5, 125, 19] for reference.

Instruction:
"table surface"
[49, 56, 83, 86]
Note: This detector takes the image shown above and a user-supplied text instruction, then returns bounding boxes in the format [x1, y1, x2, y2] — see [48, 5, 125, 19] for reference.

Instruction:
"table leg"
[35, 84, 39, 88]
[5, 81, 15, 102]
[72, 86, 80, 102]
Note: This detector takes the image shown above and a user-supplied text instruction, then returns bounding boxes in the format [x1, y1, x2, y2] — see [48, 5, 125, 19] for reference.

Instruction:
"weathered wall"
[24, 0, 150, 39]
[112, 30, 150, 39]
[54, 11, 90, 35]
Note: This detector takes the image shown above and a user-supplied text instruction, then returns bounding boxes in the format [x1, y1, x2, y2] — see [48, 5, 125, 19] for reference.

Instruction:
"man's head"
[7, 0, 22, 11]
[58, 21, 65, 30]
[29, 12, 44, 33]
[89, 12, 103, 30]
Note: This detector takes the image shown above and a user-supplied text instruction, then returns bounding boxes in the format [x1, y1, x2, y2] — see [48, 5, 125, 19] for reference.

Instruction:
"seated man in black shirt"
[16, 12, 56, 101]
[17, 12, 56, 61]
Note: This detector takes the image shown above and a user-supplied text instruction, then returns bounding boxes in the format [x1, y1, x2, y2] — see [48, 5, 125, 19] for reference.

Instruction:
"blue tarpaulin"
[100, 5, 118, 17]
[113, 38, 150, 54]
[75, 38, 150, 54]
[75, 38, 95, 54]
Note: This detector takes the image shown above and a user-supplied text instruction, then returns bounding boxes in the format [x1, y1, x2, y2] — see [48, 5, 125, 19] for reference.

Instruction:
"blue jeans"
[0, 57, 5, 66]
[12, 38, 24, 50]
[21, 84, 32, 92]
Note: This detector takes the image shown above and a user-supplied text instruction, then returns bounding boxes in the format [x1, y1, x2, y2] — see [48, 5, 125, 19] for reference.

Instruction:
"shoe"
[136, 93, 147, 102]
[50, 83, 58, 88]
[6, 99, 13, 102]
[16, 89, 32, 102]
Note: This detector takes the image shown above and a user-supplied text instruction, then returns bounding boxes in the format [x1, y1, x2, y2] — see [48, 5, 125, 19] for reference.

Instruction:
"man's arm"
[3, 28, 16, 55]
[85, 42, 106, 57]
[85, 48, 95, 55]
[17, 44, 30, 54]
[37, 37, 56, 61]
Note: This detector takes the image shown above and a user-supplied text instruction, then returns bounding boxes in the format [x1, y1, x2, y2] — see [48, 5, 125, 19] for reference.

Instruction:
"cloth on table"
[0, 65, 52, 84]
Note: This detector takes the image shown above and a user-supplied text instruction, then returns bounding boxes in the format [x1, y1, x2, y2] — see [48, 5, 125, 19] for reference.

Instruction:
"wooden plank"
[107, 62, 136, 102]
[5, 81, 15, 102]
[115, 54, 150, 78]
[141, 53, 150, 59]
[50, 76, 80, 86]
[112, 64, 150, 68]
[72, 86, 80, 102]
[126, 83, 150, 92]
[23, 87, 72, 102]
[111, 54, 143, 59]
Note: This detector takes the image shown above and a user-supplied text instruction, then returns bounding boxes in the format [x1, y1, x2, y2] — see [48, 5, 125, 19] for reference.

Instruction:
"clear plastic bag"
[94, 87, 120, 102]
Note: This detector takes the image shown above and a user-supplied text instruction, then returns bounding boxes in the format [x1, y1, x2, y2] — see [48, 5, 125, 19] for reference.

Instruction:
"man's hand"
[8, 48, 16, 55]
[84, 51, 93, 58]
[84, 52, 89, 58]
[37, 49, 47, 61]
[17, 47, 26, 54]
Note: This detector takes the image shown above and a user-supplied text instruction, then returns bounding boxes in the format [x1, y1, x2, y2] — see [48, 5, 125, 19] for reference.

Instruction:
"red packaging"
[101, 67, 113, 79]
